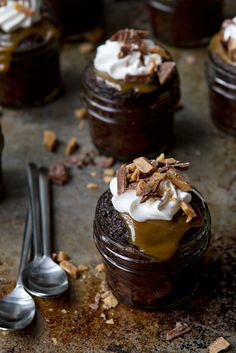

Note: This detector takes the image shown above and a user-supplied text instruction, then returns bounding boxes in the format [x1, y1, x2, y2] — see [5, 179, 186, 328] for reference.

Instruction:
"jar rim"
[95, 188, 211, 265]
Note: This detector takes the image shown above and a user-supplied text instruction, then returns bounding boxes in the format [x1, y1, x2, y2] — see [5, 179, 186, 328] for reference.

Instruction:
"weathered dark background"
[0, 0, 235, 352]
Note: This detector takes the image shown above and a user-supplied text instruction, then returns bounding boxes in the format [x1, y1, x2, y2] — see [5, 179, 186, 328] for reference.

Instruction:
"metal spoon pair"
[0, 163, 69, 331]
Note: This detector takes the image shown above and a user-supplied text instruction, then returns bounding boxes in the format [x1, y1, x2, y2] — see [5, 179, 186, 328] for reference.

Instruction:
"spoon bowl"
[22, 256, 68, 297]
[0, 285, 35, 331]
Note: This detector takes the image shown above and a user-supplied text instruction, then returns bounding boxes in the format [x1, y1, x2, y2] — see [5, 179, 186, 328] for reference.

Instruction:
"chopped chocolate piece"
[99, 157, 115, 168]
[158, 62, 176, 85]
[180, 201, 197, 223]
[166, 322, 191, 341]
[66, 137, 78, 156]
[166, 167, 192, 192]
[110, 29, 148, 43]
[117, 164, 127, 195]
[43, 130, 57, 152]
[125, 73, 153, 84]
[208, 337, 230, 353]
[130, 169, 140, 182]
[148, 172, 166, 190]
[133, 156, 156, 174]
[60, 260, 78, 279]
[49, 162, 70, 185]
[89, 293, 101, 311]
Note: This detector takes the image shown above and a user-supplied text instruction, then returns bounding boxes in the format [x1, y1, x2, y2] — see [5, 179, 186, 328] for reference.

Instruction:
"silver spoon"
[22, 164, 68, 297]
[0, 212, 35, 330]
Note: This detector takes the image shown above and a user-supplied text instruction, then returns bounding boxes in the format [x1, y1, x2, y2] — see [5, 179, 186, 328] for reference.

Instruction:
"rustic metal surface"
[0, 0, 235, 352]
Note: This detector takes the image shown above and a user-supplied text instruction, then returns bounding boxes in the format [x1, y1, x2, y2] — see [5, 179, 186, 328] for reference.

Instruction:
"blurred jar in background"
[44, 0, 105, 42]
[146, 0, 223, 47]
[0, 121, 4, 196]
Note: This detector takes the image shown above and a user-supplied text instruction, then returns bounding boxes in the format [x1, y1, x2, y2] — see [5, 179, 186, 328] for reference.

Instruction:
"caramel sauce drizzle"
[210, 33, 236, 66]
[96, 70, 157, 93]
[121, 209, 203, 261]
[0, 19, 58, 73]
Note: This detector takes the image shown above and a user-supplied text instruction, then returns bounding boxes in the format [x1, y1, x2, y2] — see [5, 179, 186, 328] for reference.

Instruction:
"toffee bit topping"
[166, 322, 191, 341]
[158, 61, 176, 85]
[166, 168, 192, 192]
[116, 154, 196, 223]
[108, 29, 175, 85]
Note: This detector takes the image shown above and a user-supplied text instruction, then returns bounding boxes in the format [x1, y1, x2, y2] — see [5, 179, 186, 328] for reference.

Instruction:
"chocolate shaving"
[158, 61, 176, 85]
[117, 164, 127, 195]
[133, 156, 156, 174]
[125, 73, 153, 84]
[110, 29, 148, 43]
[166, 322, 191, 341]
[48, 163, 70, 185]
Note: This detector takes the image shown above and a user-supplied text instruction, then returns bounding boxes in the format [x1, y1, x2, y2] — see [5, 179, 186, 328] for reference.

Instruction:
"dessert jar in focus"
[0, 122, 3, 196]
[206, 18, 236, 135]
[94, 154, 211, 310]
[82, 29, 180, 160]
[0, 0, 61, 108]
[43, 0, 104, 42]
[147, 0, 223, 47]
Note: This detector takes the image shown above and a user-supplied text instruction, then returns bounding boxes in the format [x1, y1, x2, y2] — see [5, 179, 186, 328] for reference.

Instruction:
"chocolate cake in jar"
[0, 0, 61, 108]
[206, 17, 236, 135]
[0, 121, 3, 196]
[94, 154, 211, 310]
[82, 29, 180, 160]
[43, 0, 104, 42]
[147, 0, 223, 47]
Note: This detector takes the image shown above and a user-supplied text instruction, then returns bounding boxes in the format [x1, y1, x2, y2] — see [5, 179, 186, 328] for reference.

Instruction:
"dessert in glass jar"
[0, 0, 61, 108]
[146, 0, 223, 47]
[0, 121, 3, 196]
[82, 29, 180, 160]
[43, 0, 104, 42]
[94, 154, 211, 310]
[206, 17, 236, 135]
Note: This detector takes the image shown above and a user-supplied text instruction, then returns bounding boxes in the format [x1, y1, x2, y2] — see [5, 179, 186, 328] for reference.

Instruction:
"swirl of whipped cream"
[222, 17, 236, 42]
[0, 0, 41, 33]
[94, 39, 162, 80]
[110, 177, 192, 222]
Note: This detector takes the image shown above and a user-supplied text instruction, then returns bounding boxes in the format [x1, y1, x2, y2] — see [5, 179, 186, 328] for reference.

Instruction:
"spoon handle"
[17, 211, 32, 285]
[39, 168, 51, 257]
[26, 163, 41, 256]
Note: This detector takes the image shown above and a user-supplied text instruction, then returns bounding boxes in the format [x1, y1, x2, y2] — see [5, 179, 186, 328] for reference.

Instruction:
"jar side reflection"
[0, 124, 4, 196]
[94, 190, 211, 310]
[206, 55, 236, 135]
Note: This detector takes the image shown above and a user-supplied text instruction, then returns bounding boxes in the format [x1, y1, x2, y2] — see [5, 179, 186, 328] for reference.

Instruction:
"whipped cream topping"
[222, 17, 236, 43]
[110, 177, 192, 223]
[0, 0, 41, 33]
[94, 38, 162, 81]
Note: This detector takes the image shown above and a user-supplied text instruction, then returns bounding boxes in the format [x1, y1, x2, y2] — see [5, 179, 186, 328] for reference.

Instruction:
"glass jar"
[94, 190, 211, 310]
[82, 64, 180, 160]
[43, 0, 104, 42]
[0, 122, 4, 196]
[0, 20, 61, 108]
[206, 34, 236, 135]
[146, 0, 223, 47]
